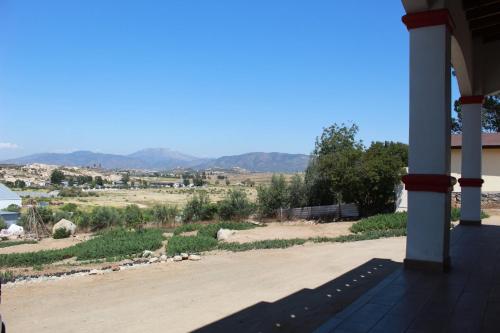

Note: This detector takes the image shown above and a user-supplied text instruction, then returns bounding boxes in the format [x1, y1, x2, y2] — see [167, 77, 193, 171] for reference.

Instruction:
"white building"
[0, 183, 22, 210]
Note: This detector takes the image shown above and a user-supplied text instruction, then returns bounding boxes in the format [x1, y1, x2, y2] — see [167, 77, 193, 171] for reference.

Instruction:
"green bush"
[257, 174, 289, 217]
[5, 204, 21, 212]
[166, 235, 218, 255]
[217, 189, 255, 221]
[0, 240, 37, 248]
[198, 222, 257, 238]
[151, 204, 179, 225]
[122, 205, 143, 227]
[183, 192, 217, 222]
[88, 207, 121, 230]
[53, 228, 71, 239]
[0, 228, 164, 267]
[350, 212, 407, 234]
[218, 238, 307, 252]
[60, 203, 78, 212]
[0, 217, 6, 230]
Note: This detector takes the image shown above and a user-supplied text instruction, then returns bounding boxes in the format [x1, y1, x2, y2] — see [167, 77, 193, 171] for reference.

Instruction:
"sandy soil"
[1, 237, 406, 333]
[0, 234, 92, 255]
[228, 221, 354, 243]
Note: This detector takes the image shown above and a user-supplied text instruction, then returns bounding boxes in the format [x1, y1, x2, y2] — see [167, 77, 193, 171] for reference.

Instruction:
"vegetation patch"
[450, 207, 489, 221]
[218, 238, 308, 252]
[53, 228, 71, 239]
[166, 236, 218, 255]
[0, 240, 38, 249]
[0, 229, 164, 268]
[349, 212, 407, 234]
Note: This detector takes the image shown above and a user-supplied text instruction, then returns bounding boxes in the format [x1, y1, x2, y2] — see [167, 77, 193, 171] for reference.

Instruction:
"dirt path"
[0, 234, 92, 255]
[1, 237, 406, 333]
[228, 221, 354, 243]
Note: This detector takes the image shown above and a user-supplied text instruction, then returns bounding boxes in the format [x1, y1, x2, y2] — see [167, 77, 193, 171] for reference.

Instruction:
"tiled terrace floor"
[315, 220, 500, 333]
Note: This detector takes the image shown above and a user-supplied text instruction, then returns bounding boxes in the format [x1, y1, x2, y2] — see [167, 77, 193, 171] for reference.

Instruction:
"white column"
[459, 97, 483, 225]
[402, 10, 454, 271]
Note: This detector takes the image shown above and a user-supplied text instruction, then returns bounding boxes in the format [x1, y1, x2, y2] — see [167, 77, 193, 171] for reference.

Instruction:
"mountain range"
[1, 149, 310, 172]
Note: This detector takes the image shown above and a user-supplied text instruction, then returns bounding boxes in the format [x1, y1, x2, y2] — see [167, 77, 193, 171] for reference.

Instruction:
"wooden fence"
[276, 203, 359, 220]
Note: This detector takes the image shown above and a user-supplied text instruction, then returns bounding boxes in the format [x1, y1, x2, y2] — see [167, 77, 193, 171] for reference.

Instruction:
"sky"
[0, 1, 460, 159]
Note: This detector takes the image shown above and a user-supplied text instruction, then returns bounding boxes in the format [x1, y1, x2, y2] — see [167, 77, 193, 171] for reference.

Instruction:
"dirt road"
[1, 237, 406, 333]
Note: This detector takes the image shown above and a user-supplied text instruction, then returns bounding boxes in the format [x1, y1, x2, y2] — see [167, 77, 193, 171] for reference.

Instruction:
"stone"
[52, 219, 77, 235]
[188, 254, 201, 261]
[217, 228, 236, 241]
[173, 255, 183, 262]
[149, 257, 159, 264]
[111, 265, 120, 271]
[121, 259, 134, 266]
[89, 269, 99, 275]
[160, 255, 168, 261]
[181, 253, 189, 260]
[142, 250, 154, 258]
[134, 257, 149, 264]
[162, 232, 173, 238]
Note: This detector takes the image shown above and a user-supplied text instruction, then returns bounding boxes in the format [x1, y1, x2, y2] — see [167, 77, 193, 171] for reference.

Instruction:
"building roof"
[0, 183, 22, 201]
[451, 133, 500, 149]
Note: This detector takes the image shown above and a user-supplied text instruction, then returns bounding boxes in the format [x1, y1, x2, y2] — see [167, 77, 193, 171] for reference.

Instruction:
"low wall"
[452, 191, 500, 208]
[276, 203, 359, 220]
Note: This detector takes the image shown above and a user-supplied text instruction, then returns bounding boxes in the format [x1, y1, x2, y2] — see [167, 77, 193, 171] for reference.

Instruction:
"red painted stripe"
[402, 174, 456, 193]
[458, 178, 484, 187]
[402, 9, 455, 31]
[459, 96, 484, 105]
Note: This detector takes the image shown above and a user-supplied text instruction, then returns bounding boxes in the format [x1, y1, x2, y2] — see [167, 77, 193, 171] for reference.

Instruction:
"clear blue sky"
[0, 1, 460, 159]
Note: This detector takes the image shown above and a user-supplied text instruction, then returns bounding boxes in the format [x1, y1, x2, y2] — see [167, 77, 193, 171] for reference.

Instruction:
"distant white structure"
[395, 183, 408, 212]
[0, 183, 22, 210]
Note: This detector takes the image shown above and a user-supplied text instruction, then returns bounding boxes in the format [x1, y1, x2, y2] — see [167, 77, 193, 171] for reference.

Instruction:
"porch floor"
[315, 218, 500, 333]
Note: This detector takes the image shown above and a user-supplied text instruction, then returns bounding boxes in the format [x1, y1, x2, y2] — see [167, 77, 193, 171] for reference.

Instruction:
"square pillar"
[401, 10, 455, 272]
[458, 96, 484, 226]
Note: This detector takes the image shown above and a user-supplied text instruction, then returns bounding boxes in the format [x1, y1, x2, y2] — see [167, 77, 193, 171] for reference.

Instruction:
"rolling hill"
[2, 149, 310, 172]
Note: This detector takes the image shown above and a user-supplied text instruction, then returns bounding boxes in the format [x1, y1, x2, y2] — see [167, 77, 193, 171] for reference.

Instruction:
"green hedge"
[0, 229, 165, 268]
[350, 212, 407, 234]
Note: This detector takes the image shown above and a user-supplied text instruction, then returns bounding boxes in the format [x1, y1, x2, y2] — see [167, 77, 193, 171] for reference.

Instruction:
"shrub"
[151, 204, 179, 225]
[217, 189, 255, 221]
[197, 221, 257, 238]
[450, 207, 489, 222]
[122, 205, 143, 228]
[88, 206, 121, 230]
[53, 228, 71, 239]
[0, 240, 37, 248]
[350, 212, 407, 234]
[166, 235, 218, 255]
[5, 204, 21, 212]
[60, 203, 78, 212]
[0, 217, 7, 230]
[257, 174, 289, 217]
[183, 192, 217, 222]
[0, 228, 164, 267]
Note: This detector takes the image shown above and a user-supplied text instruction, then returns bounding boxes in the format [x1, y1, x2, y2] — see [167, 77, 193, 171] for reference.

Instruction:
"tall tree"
[452, 94, 500, 133]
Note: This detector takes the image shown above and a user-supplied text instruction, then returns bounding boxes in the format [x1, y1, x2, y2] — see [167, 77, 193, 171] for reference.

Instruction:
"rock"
[181, 253, 189, 260]
[89, 269, 99, 275]
[101, 265, 112, 270]
[121, 259, 134, 266]
[217, 228, 236, 241]
[134, 257, 149, 264]
[149, 257, 159, 264]
[162, 232, 173, 238]
[188, 254, 201, 261]
[111, 265, 120, 271]
[52, 219, 77, 235]
[142, 250, 154, 258]
[167, 258, 174, 263]
[160, 255, 168, 261]
[173, 255, 183, 262]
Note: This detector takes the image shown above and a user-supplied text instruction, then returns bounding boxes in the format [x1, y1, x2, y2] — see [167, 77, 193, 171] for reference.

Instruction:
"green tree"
[95, 176, 104, 187]
[257, 174, 289, 217]
[305, 124, 364, 206]
[288, 174, 307, 208]
[5, 204, 21, 212]
[183, 178, 191, 187]
[14, 179, 26, 189]
[50, 169, 65, 185]
[121, 173, 130, 185]
[452, 94, 500, 133]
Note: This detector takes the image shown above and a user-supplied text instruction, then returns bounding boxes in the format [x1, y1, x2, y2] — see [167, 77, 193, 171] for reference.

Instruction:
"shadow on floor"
[192, 258, 401, 333]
